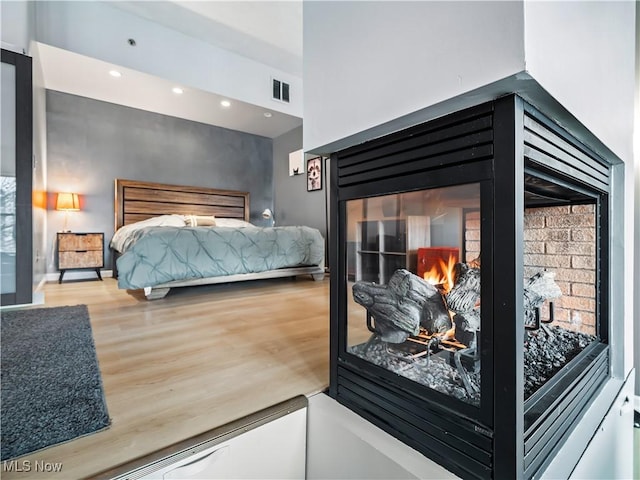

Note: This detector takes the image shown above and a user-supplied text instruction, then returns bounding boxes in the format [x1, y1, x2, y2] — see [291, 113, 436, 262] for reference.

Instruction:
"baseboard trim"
[45, 270, 113, 283]
[36, 276, 47, 290]
[31, 290, 45, 305]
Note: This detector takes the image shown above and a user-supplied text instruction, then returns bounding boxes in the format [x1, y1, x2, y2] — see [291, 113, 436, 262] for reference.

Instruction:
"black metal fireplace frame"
[329, 94, 611, 479]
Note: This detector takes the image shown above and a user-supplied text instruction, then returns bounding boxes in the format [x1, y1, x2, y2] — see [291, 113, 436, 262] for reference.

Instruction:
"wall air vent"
[272, 78, 290, 103]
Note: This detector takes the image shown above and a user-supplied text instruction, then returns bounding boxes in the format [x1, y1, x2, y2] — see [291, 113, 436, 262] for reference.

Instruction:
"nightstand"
[57, 232, 104, 283]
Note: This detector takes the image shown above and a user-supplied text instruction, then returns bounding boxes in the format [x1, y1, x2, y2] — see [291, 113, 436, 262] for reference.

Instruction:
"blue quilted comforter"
[115, 226, 324, 289]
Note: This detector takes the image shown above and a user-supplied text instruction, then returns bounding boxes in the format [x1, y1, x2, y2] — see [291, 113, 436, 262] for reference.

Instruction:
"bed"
[112, 179, 325, 300]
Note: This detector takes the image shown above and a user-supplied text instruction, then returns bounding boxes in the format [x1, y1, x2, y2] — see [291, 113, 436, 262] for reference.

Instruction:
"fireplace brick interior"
[464, 205, 597, 336]
[523, 205, 596, 335]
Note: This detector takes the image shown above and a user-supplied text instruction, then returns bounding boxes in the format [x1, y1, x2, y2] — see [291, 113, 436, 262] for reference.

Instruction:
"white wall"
[33, 1, 301, 118]
[0, 0, 34, 53]
[306, 393, 458, 479]
[523, 1, 635, 163]
[303, 1, 525, 152]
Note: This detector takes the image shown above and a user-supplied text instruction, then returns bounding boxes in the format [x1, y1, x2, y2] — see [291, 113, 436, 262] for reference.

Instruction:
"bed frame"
[114, 179, 325, 300]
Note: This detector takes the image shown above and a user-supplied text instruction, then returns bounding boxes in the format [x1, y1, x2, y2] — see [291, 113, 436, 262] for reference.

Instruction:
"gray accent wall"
[273, 126, 328, 266]
[46, 90, 273, 273]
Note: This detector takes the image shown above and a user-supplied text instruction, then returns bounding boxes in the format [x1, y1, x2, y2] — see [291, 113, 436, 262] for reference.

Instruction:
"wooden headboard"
[115, 179, 250, 230]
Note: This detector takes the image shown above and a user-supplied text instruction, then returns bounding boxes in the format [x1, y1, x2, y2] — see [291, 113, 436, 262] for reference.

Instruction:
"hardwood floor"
[2, 277, 329, 479]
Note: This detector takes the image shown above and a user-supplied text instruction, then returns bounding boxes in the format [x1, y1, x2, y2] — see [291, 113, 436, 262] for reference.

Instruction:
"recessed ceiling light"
[172, 87, 184, 95]
[220, 100, 231, 108]
[264, 112, 272, 118]
[109, 70, 122, 78]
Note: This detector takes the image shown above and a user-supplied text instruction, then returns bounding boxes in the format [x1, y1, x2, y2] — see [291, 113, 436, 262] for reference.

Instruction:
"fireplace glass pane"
[523, 174, 599, 399]
[346, 184, 482, 406]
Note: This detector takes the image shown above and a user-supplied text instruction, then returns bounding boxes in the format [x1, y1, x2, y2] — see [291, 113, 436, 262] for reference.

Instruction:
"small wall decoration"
[307, 156, 322, 191]
[289, 149, 304, 176]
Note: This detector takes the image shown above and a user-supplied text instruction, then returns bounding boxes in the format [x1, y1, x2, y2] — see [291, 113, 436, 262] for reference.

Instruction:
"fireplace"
[329, 95, 612, 479]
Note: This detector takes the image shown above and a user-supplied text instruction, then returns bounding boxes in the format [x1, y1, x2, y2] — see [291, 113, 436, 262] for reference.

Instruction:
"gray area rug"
[1, 305, 110, 460]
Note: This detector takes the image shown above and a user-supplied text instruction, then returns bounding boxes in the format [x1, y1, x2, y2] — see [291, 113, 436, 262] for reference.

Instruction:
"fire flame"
[423, 254, 457, 293]
[443, 325, 456, 341]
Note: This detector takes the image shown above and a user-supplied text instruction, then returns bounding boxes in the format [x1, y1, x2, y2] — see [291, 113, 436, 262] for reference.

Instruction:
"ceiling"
[38, 1, 303, 138]
[110, 1, 303, 76]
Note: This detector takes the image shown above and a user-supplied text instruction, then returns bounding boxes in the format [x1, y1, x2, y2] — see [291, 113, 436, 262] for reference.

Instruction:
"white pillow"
[110, 214, 186, 252]
[214, 218, 256, 228]
[183, 215, 217, 227]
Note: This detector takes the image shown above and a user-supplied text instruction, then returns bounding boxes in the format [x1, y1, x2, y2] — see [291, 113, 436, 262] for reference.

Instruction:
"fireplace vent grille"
[338, 368, 493, 479]
[336, 103, 494, 188]
[523, 107, 610, 192]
